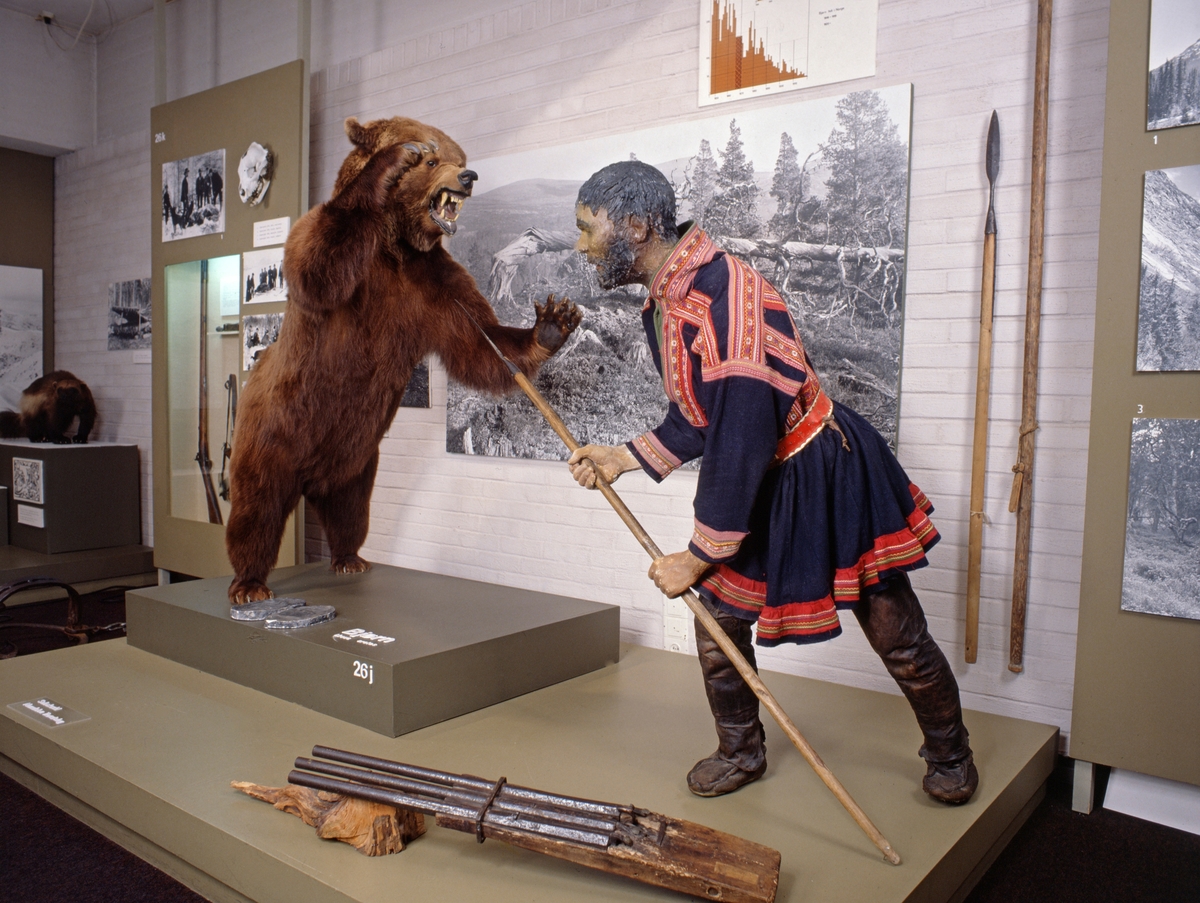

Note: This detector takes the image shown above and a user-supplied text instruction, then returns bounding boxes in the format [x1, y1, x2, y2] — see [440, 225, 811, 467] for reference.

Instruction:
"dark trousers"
[695, 572, 970, 768]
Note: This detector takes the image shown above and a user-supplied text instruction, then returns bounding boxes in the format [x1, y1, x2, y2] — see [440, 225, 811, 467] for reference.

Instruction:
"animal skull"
[238, 142, 272, 205]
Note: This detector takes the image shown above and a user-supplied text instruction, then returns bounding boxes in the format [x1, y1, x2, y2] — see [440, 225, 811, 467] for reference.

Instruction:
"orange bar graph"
[710, 1, 804, 94]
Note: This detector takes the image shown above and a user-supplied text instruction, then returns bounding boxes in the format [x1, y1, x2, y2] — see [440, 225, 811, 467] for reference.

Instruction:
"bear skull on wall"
[238, 142, 273, 206]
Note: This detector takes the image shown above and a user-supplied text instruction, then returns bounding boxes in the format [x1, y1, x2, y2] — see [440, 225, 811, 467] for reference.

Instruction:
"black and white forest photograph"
[242, 247, 288, 304]
[107, 278, 151, 350]
[1121, 418, 1200, 622]
[1137, 163, 1200, 371]
[1147, 0, 1200, 130]
[162, 149, 226, 242]
[446, 84, 913, 461]
[242, 312, 283, 371]
[0, 264, 44, 411]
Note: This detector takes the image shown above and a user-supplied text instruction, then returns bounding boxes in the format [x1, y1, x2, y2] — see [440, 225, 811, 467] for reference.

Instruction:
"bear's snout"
[458, 170, 478, 192]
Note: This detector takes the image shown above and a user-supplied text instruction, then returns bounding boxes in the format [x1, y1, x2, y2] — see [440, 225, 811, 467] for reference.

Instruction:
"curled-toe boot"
[687, 607, 767, 797]
[854, 573, 979, 804]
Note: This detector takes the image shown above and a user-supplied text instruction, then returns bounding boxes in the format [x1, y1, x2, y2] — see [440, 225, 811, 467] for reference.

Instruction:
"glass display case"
[164, 255, 241, 525]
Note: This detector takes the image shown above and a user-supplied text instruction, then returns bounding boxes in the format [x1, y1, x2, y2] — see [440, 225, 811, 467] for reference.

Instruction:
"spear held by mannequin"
[966, 111, 1000, 664]
[458, 301, 901, 866]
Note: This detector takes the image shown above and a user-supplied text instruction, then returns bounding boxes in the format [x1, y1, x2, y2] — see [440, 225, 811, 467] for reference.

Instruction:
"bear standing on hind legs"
[225, 116, 581, 604]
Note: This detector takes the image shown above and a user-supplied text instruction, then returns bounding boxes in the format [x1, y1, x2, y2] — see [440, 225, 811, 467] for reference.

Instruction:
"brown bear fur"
[225, 117, 579, 604]
[0, 370, 96, 444]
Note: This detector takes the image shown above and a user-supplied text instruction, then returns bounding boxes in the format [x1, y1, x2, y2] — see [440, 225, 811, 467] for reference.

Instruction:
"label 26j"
[353, 660, 374, 685]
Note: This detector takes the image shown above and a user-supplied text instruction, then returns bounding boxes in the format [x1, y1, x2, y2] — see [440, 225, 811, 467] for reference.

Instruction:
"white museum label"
[8, 697, 90, 728]
[253, 216, 291, 248]
[17, 504, 44, 528]
[133, 349, 152, 364]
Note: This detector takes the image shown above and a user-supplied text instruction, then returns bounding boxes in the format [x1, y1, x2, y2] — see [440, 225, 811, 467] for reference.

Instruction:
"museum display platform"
[0, 543, 154, 592]
[125, 563, 621, 736]
[0, 640, 1057, 903]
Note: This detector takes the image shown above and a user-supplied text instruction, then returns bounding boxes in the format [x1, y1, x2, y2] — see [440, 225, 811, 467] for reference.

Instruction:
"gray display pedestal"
[126, 563, 620, 736]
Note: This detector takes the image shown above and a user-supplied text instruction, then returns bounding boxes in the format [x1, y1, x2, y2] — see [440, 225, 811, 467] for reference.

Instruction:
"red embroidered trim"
[756, 598, 842, 641]
[773, 390, 834, 465]
[692, 520, 748, 561]
[631, 433, 682, 478]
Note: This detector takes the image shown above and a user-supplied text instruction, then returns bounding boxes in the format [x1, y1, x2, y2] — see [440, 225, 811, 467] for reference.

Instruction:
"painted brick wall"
[53, 131, 154, 546]
[43, 0, 1107, 745]
[0, 7, 94, 153]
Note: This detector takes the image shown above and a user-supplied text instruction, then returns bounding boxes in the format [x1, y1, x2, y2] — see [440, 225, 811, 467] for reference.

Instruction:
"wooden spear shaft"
[501, 365, 901, 866]
[1008, 0, 1053, 673]
[966, 111, 1000, 665]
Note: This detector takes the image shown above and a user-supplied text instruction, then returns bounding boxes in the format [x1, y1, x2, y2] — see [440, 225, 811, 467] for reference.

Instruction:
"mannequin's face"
[575, 203, 639, 290]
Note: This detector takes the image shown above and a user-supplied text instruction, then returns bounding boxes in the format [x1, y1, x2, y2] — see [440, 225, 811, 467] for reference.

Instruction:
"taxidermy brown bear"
[225, 116, 581, 604]
[0, 370, 96, 444]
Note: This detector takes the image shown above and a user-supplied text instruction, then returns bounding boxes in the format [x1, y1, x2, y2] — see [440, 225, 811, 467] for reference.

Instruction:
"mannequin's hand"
[568, 444, 639, 489]
[649, 550, 712, 598]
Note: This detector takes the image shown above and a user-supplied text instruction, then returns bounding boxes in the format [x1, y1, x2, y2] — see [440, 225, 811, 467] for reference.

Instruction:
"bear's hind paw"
[331, 554, 372, 575]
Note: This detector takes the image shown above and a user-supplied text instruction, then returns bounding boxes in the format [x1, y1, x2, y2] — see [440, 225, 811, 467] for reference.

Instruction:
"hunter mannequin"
[567, 161, 978, 805]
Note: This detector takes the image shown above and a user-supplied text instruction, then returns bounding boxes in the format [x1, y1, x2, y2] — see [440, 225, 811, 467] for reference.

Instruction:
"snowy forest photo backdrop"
[1121, 418, 1200, 621]
[446, 85, 913, 460]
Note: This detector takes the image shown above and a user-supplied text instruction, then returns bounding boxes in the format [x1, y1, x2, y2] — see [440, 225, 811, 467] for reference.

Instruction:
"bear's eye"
[426, 159, 437, 167]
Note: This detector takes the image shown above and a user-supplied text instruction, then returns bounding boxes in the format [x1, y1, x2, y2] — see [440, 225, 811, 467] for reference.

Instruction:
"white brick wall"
[0, 7, 94, 153]
[39, 0, 1108, 744]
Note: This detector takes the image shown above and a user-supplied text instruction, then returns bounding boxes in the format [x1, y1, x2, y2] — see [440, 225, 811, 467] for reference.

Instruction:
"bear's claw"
[534, 293, 582, 354]
[331, 555, 372, 575]
[229, 580, 274, 605]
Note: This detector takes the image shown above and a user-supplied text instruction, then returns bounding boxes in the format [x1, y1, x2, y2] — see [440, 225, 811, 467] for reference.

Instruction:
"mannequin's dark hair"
[577, 161, 677, 241]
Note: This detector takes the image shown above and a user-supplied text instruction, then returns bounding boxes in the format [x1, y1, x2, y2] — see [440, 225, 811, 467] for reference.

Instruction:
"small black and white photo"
[242, 312, 283, 371]
[242, 247, 288, 304]
[1147, 0, 1200, 130]
[12, 457, 44, 505]
[1121, 418, 1200, 622]
[1137, 164, 1200, 371]
[162, 149, 226, 242]
[108, 278, 152, 350]
[0, 264, 45, 411]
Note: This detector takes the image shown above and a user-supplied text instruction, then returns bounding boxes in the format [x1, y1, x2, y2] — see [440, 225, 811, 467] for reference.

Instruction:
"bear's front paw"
[229, 579, 274, 605]
[533, 294, 582, 355]
[331, 554, 372, 575]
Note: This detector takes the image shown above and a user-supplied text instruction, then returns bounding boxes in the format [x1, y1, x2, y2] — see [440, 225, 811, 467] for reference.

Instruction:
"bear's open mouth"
[430, 188, 468, 236]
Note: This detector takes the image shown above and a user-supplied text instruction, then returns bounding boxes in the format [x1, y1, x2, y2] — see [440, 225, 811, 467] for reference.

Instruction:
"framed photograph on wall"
[108, 278, 152, 350]
[242, 312, 283, 371]
[162, 150, 226, 242]
[699, 0, 878, 106]
[242, 247, 288, 304]
[1136, 164, 1200, 371]
[1121, 418, 1200, 621]
[1147, 0, 1200, 130]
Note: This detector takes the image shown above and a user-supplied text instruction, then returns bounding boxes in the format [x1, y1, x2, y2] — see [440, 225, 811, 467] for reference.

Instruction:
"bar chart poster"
[700, 0, 878, 106]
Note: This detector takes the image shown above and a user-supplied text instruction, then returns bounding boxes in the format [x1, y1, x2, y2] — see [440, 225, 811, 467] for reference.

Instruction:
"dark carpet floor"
[3, 590, 1199, 902]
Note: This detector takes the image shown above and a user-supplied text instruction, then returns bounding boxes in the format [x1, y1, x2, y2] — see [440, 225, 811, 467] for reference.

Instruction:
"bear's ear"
[344, 117, 373, 152]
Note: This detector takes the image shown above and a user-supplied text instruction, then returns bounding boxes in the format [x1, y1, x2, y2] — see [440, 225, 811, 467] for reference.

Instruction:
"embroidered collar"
[648, 223, 723, 311]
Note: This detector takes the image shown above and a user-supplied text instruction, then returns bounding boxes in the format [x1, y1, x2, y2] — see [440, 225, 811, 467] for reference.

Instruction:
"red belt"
[773, 390, 833, 465]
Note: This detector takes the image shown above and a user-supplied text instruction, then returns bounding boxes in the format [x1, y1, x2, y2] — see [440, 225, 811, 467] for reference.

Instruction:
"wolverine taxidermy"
[225, 116, 581, 604]
[0, 371, 97, 444]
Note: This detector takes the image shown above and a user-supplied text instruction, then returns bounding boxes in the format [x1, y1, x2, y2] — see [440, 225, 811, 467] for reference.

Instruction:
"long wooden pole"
[1008, 0, 1053, 673]
[966, 112, 1000, 664]
[490, 358, 900, 865]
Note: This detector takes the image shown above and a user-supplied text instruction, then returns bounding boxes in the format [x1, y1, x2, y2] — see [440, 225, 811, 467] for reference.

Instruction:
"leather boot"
[854, 574, 978, 804]
[687, 605, 767, 797]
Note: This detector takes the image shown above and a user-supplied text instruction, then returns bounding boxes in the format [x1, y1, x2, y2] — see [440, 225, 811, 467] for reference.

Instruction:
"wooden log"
[475, 811, 781, 903]
[231, 781, 425, 855]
